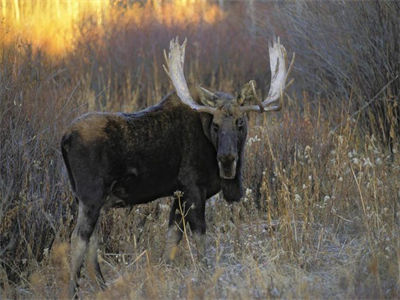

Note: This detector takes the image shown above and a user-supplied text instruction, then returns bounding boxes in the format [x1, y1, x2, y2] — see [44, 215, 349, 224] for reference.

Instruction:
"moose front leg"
[185, 193, 207, 263]
[164, 187, 208, 266]
[165, 196, 184, 262]
[164, 189, 207, 263]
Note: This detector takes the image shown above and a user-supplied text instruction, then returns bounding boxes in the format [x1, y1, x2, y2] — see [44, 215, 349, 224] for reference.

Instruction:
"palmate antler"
[164, 37, 294, 114]
[240, 36, 295, 113]
[163, 38, 216, 114]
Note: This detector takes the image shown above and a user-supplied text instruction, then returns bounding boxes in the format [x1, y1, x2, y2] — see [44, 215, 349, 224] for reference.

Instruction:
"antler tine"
[241, 37, 294, 113]
[163, 37, 216, 114]
[250, 80, 264, 112]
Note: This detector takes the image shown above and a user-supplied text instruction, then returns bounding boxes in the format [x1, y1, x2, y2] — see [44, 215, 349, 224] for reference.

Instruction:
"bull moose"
[61, 37, 292, 296]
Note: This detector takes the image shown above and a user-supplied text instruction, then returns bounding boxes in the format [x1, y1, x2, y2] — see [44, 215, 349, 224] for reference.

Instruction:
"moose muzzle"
[217, 153, 237, 179]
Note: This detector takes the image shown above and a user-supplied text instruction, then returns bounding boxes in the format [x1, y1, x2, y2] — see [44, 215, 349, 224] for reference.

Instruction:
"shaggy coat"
[62, 92, 247, 294]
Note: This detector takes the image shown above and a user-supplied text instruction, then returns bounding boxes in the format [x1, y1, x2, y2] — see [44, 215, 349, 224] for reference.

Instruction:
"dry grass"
[1, 1, 399, 299]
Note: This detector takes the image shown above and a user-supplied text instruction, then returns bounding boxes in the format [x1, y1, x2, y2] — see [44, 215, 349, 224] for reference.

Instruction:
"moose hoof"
[68, 280, 79, 299]
[97, 278, 107, 291]
[164, 245, 179, 265]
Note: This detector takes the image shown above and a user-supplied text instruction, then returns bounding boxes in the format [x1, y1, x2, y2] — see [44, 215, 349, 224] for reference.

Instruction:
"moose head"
[163, 37, 293, 181]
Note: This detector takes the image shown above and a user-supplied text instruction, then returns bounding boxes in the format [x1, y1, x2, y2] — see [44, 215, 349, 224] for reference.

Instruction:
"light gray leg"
[69, 203, 100, 298]
[192, 232, 206, 263]
[87, 220, 106, 290]
[69, 227, 87, 298]
[164, 226, 182, 262]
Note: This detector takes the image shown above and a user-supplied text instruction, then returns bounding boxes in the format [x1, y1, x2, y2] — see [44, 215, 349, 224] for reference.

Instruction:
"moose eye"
[212, 123, 219, 133]
[236, 118, 244, 129]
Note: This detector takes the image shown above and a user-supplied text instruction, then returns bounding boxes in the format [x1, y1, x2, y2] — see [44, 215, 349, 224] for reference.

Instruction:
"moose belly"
[109, 166, 179, 206]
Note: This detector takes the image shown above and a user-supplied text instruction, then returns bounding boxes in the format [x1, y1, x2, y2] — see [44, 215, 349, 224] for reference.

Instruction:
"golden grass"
[14, 102, 398, 299]
[0, 0, 223, 57]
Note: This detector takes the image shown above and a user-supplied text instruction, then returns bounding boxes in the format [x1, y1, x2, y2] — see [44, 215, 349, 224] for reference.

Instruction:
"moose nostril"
[218, 154, 236, 164]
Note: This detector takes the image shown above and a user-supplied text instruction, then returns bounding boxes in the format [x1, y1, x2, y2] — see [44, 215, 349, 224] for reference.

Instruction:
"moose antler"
[164, 38, 216, 114]
[240, 36, 295, 113]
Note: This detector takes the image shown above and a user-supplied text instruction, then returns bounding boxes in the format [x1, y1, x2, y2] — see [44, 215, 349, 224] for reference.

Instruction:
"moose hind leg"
[87, 219, 106, 290]
[69, 202, 101, 298]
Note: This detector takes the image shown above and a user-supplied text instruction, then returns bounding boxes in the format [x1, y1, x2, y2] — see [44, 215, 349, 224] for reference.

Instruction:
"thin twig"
[331, 75, 399, 133]
[176, 192, 197, 271]
[125, 250, 147, 269]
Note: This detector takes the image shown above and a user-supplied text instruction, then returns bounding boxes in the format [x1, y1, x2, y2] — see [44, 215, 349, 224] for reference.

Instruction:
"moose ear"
[199, 112, 213, 141]
[197, 86, 218, 107]
[237, 80, 256, 105]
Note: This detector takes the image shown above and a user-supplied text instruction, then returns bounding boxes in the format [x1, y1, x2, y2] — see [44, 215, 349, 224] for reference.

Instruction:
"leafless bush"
[0, 47, 75, 286]
[270, 1, 400, 146]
